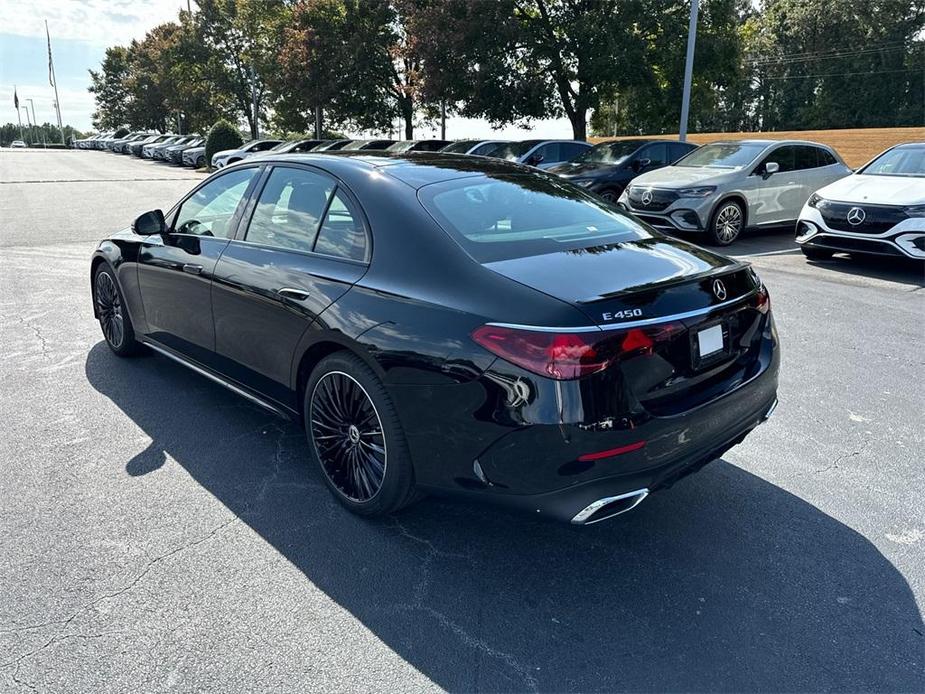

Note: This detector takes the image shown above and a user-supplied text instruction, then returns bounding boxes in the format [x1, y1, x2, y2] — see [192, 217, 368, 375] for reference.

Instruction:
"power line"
[759, 66, 921, 80]
[744, 40, 912, 64]
[747, 45, 911, 67]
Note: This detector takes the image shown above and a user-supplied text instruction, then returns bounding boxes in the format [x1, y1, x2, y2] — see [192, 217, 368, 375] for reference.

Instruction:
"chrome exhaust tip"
[571, 488, 650, 525]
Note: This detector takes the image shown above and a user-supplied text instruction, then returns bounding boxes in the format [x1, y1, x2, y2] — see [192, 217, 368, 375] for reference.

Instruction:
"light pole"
[21, 107, 32, 145]
[26, 98, 42, 148]
[678, 0, 700, 142]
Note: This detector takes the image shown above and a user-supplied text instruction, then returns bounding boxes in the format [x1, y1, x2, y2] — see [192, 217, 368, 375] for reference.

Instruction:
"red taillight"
[471, 322, 683, 380]
[577, 440, 646, 462]
[756, 284, 770, 314]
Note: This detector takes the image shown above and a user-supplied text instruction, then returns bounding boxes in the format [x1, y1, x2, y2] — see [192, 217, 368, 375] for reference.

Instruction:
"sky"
[0, 0, 572, 139]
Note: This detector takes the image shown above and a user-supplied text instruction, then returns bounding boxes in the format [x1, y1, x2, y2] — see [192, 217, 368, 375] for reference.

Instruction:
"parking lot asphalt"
[1, 150, 923, 693]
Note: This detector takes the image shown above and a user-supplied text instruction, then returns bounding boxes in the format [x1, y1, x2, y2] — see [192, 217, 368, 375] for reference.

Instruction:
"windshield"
[270, 141, 295, 152]
[674, 143, 765, 169]
[419, 173, 650, 263]
[573, 140, 641, 164]
[387, 141, 415, 152]
[490, 140, 541, 161]
[860, 145, 925, 178]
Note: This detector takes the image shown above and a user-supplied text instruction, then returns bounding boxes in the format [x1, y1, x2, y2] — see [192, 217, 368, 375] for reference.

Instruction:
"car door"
[210, 164, 369, 407]
[136, 166, 260, 366]
[750, 145, 799, 226]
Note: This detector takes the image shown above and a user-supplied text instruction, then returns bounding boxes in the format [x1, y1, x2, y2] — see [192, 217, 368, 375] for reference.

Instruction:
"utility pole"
[678, 0, 699, 142]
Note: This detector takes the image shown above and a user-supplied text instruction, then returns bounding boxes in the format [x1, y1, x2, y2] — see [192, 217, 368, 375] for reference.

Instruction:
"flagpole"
[46, 20, 65, 144]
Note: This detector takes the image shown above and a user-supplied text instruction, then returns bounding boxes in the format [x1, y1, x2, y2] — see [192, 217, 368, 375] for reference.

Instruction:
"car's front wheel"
[94, 265, 141, 356]
[598, 187, 623, 204]
[707, 200, 745, 245]
[304, 352, 417, 516]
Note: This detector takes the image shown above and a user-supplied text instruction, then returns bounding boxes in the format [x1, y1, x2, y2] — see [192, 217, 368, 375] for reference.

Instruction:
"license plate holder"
[691, 320, 730, 368]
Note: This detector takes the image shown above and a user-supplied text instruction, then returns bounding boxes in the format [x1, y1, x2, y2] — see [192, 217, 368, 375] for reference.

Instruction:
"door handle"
[182, 263, 203, 275]
[277, 287, 310, 301]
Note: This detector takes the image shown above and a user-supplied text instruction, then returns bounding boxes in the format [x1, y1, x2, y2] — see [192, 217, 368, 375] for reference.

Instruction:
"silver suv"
[619, 139, 851, 245]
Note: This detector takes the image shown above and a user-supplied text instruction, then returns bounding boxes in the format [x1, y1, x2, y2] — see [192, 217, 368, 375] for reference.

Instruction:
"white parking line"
[732, 248, 802, 258]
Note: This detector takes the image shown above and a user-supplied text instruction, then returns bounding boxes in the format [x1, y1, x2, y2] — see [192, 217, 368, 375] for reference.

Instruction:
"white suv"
[797, 143, 925, 261]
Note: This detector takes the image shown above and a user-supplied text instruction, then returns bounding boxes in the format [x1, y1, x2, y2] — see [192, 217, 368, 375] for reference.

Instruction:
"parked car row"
[75, 128, 924, 259]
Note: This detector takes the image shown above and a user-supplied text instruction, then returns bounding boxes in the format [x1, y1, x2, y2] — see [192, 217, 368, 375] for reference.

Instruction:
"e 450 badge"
[602, 308, 643, 321]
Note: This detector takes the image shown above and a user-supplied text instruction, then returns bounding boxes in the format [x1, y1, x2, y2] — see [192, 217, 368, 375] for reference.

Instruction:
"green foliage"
[0, 123, 86, 147]
[205, 119, 244, 166]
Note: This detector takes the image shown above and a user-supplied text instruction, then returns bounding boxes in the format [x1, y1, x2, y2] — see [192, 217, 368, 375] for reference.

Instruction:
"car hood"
[484, 233, 741, 323]
[548, 162, 617, 178]
[213, 149, 239, 159]
[816, 174, 925, 206]
[630, 166, 733, 188]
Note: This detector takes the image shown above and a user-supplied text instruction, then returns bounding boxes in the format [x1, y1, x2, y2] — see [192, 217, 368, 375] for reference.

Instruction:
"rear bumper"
[399, 312, 780, 523]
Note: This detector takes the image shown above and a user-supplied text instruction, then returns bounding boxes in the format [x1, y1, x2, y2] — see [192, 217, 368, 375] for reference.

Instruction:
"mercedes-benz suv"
[619, 140, 850, 245]
[796, 142, 925, 261]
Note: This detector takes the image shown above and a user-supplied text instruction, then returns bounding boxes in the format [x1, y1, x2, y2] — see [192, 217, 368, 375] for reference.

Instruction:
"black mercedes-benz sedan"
[90, 152, 779, 524]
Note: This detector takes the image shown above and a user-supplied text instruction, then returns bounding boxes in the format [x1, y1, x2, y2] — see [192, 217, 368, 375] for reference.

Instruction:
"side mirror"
[527, 153, 545, 166]
[764, 161, 780, 176]
[132, 209, 166, 235]
[634, 158, 652, 172]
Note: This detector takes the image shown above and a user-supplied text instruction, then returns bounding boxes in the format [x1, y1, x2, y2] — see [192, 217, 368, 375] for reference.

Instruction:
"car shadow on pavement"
[803, 254, 925, 287]
[86, 343, 924, 692]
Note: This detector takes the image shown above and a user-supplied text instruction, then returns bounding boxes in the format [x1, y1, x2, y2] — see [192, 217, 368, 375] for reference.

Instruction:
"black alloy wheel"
[305, 352, 417, 515]
[94, 267, 139, 356]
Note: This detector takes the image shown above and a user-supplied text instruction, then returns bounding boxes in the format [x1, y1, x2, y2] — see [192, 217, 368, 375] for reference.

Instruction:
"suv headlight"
[904, 204, 925, 217]
[807, 193, 823, 208]
[676, 186, 716, 198]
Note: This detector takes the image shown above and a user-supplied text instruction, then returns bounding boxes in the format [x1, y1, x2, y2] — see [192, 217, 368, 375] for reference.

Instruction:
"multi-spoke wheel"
[708, 201, 745, 246]
[304, 352, 417, 515]
[599, 187, 622, 204]
[94, 266, 139, 356]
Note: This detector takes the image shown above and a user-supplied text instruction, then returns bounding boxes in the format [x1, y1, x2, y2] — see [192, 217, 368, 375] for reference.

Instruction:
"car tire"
[304, 351, 418, 517]
[598, 187, 623, 204]
[802, 247, 834, 261]
[93, 265, 141, 357]
[707, 200, 745, 245]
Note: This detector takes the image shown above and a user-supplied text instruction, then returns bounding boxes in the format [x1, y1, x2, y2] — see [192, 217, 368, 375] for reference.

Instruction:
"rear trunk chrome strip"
[141, 339, 291, 419]
[488, 292, 755, 333]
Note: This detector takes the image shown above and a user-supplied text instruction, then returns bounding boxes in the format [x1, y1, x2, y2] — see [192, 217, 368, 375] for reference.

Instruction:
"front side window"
[244, 167, 335, 252]
[674, 143, 766, 169]
[491, 141, 541, 161]
[640, 143, 668, 166]
[173, 167, 257, 238]
[860, 145, 925, 177]
[535, 142, 560, 163]
[574, 140, 640, 164]
[419, 173, 650, 263]
[758, 146, 796, 173]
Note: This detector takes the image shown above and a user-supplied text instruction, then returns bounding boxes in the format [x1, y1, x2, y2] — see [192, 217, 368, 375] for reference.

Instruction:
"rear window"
[418, 173, 651, 262]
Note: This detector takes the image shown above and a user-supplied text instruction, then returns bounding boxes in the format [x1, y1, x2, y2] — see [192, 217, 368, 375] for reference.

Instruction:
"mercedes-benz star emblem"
[640, 190, 653, 206]
[846, 207, 866, 226]
[712, 279, 727, 301]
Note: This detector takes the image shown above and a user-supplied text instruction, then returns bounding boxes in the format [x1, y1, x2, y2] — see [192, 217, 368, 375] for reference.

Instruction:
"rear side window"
[817, 148, 837, 166]
[313, 190, 368, 261]
[419, 173, 649, 263]
[245, 167, 334, 252]
[794, 146, 820, 170]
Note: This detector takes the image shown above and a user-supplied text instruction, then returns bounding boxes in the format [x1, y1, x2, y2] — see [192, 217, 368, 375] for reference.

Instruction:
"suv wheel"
[708, 200, 745, 245]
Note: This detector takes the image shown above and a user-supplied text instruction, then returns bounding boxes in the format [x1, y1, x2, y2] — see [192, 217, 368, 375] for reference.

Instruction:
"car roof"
[709, 139, 833, 147]
[239, 150, 536, 189]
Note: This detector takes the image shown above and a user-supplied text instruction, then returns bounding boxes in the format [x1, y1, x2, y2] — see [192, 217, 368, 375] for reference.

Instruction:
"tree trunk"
[404, 110, 413, 139]
[570, 107, 587, 141]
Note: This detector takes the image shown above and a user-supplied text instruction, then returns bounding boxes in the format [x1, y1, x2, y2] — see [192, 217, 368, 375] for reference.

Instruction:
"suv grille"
[628, 187, 678, 212]
[818, 201, 908, 234]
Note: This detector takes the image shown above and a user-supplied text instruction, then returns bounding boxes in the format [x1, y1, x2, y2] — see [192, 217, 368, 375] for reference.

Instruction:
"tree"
[197, 0, 286, 139]
[205, 119, 244, 166]
[88, 46, 131, 129]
